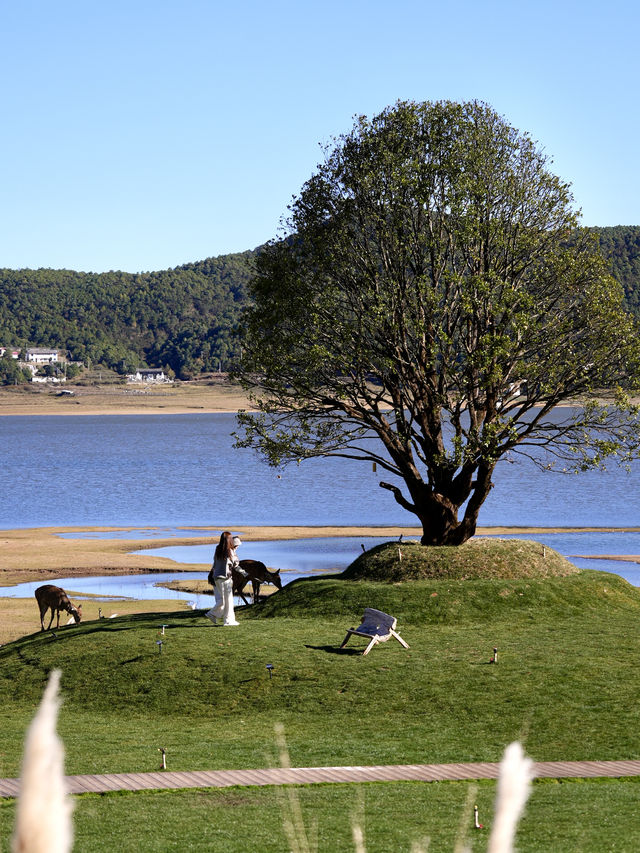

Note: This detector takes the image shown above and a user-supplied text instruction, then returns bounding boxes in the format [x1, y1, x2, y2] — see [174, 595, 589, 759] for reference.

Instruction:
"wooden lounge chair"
[340, 608, 409, 656]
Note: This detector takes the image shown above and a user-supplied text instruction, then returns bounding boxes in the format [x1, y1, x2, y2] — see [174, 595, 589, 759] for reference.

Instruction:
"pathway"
[3, 759, 640, 798]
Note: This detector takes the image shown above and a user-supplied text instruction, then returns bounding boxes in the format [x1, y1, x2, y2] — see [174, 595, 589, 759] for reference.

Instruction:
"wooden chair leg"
[390, 629, 409, 649]
[362, 637, 378, 656]
[340, 632, 353, 649]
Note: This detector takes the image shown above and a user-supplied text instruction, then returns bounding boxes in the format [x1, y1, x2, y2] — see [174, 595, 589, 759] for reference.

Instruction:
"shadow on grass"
[0, 609, 215, 657]
[304, 644, 362, 655]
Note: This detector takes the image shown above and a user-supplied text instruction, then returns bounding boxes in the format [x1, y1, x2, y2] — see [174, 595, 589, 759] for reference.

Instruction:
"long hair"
[214, 531, 235, 561]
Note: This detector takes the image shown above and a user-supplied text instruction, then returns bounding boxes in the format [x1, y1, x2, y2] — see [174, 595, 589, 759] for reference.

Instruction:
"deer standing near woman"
[232, 559, 282, 605]
[35, 585, 82, 631]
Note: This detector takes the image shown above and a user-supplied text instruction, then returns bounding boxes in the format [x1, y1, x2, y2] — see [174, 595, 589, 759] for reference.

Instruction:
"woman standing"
[207, 531, 241, 626]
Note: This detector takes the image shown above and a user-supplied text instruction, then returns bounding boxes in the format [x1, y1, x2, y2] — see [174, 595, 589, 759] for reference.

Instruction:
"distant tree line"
[0, 250, 256, 379]
[0, 229, 638, 380]
[591, 226, 640, 318]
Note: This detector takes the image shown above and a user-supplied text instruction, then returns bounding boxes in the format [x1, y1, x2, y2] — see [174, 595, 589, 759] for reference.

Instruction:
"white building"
[126, 368, 172, 384]
[25, 347, 60, 364]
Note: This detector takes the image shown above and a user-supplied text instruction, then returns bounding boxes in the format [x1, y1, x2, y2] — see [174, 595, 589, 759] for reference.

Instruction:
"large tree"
[235, 100, 640, 545]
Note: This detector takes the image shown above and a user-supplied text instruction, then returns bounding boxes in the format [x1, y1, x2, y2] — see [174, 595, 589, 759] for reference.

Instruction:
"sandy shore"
[0, 524, 426, 642]
[3, 523, 639, 586]
[2, 380, 624, 418]
[0, 524, 425, 585]
[0, 376, 254, 416]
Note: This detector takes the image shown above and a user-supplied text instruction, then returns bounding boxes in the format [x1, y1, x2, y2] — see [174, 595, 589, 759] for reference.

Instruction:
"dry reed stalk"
[487, 741, 534, 853]
[349, 788, 367, 853]
[273, 722, 317, 853]
[11, 669, 73, 853]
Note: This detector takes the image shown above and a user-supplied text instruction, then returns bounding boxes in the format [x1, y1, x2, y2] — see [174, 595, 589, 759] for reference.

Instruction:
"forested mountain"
[591, 226, 640, 318]
[0, 226, 639, 380]
[0, 250, 256, 378]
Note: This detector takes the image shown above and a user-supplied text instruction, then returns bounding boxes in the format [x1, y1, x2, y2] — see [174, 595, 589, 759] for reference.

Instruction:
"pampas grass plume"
[487, 741, 534, 853]
[11, 669, 73, 853]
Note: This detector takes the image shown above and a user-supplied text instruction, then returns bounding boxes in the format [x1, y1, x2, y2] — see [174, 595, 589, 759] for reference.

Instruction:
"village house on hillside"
[0, 347, 20, 359]
[126, 368, 173, 384]
[25, 347, 61, 364]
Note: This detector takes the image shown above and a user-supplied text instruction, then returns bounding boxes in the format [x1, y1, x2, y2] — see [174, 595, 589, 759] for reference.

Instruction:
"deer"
[231, 559, 282, 605]
[35, 585, 82, 631]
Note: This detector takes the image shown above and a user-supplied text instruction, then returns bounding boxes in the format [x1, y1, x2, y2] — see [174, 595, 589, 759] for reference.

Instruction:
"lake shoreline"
[0, 378, 254, 417]
[2, 523, 640, 587]
[3, 523, 639, 644]
[0, 380, 625, 418]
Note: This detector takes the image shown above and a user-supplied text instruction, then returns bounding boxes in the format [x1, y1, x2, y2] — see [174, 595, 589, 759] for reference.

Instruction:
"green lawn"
[2, 565, 640, 850]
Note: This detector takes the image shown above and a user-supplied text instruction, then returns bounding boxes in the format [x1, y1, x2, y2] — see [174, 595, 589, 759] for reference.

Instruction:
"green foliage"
[65, 362, 82, 379]
[0, 250, 256, 377]
[593, 225, 640, 319]
[1, 230, 640, 385]
[0, 352, 31, 385]
[236, 101, 640, 544]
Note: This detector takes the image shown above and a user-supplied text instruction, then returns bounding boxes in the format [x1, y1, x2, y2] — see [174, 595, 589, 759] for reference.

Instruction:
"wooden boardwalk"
[3, 759, 640, 798]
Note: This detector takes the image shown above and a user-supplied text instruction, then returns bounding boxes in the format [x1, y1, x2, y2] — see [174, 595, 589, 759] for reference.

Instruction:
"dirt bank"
[0, 376, 254, 416]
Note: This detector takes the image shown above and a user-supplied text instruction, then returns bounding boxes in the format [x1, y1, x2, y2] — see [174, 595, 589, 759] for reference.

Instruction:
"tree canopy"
[235, 100, 640, 545]
[2, 229, 640, 383]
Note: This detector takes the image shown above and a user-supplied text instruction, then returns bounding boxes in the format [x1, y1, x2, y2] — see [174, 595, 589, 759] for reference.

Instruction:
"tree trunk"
[415, 495, 477, 546]
[381, 464, 495, 546]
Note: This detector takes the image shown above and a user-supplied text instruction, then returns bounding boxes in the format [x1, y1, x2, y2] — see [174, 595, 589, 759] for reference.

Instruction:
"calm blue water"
[139, 529, 640, 574]
[1, 412, 640, 529]
[0, 414, 640, 600]
[1, 411, 640, 597]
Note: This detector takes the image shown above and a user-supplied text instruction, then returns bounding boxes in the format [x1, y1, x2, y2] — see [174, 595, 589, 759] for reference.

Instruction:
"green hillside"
[592, 225, 640, 317]
[1, 226, 639, 380]
[0, 250, 256, 378]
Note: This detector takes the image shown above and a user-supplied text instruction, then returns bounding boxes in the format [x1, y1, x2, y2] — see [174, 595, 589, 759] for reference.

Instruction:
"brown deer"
[232, 559, 282, 605]
[35, 585, 82, 631]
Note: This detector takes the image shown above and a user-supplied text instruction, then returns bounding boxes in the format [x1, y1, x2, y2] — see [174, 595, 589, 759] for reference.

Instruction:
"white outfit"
[207, 544, 240, 626]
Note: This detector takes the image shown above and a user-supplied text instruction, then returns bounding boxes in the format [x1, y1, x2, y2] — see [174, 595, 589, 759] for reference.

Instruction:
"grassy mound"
[0, 573, 638, 719]
[246, 569, 636, 623]
[340, 537, 579, 582]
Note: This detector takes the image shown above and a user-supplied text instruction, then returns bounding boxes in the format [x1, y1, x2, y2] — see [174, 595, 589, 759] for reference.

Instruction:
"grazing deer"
[232, 559, 282, 605]
[35, 585, 82, 631]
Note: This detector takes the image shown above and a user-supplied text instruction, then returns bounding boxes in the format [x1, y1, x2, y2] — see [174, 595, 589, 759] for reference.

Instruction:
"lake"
[2, 531, 640, 603]
[2, 412, 640, 529]
[1, 412, 639, 598]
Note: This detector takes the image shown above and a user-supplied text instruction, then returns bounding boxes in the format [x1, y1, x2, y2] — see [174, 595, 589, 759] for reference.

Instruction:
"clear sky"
[2, 0, 638, 273]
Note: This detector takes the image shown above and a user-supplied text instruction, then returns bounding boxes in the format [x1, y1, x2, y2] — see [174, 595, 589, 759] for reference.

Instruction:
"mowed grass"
[2, 541, 640, 850]
[4, 778, 640, 852]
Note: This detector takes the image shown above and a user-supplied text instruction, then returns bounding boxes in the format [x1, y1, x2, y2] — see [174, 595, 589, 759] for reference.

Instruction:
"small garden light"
[266, 664, 274, 679]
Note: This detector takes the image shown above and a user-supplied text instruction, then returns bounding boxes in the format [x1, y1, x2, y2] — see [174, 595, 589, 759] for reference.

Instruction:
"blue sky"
[2, 0, 638, 273]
